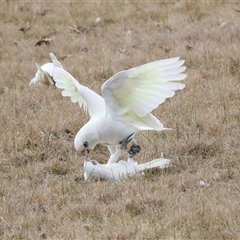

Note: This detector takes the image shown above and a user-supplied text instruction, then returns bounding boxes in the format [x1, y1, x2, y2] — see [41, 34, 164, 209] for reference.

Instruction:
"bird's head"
[74, 126, 99, 156]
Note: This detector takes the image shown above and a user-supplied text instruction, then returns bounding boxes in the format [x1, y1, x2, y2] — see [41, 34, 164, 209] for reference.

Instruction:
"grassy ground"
[1, 1, 240, 239]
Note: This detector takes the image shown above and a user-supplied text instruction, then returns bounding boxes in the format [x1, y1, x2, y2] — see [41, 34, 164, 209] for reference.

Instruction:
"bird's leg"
[107, 132, 135, 165]
[107, 133, 135, 165]
[107, 145, 117, 155]
[128, 139, 141, 158]
[119, 132, 135, 150]
[119, 133, 141, 158]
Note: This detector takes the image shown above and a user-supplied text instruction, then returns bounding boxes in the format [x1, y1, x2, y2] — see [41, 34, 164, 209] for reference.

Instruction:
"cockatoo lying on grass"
[84, 133, 170, 181]
[51, 53, 186, 161]
[29, 53, 63, 86]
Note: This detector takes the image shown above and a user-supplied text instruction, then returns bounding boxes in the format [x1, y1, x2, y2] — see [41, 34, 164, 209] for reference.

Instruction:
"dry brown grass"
[1, 1, 240, 239]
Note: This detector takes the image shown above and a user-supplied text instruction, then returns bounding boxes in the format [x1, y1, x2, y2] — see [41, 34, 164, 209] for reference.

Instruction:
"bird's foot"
[128, 144, 141, 158]
[119, 132, 135, 150]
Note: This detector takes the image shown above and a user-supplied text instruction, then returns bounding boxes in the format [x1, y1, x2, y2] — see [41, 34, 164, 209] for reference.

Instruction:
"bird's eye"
[91, 160, 97, 165]
[83, 141, 89, 148]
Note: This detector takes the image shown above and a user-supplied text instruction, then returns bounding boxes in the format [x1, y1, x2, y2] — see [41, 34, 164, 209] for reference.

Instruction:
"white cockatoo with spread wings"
[51, 53, 186, 161]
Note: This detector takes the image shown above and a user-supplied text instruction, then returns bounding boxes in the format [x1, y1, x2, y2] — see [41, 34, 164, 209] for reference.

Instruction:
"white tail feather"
[137, 158, 170, 171]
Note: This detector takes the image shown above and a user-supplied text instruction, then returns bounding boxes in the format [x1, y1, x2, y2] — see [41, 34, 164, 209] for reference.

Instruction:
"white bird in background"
[29, 53, 63, 87]
[51, 53, 186, 161]
[84, 133, 171, 181]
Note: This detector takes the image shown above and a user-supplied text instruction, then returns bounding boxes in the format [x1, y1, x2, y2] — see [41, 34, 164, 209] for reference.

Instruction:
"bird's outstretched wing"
[49, 53, 64, 69]
[101, 57, 186, 129]
[29, 63, 55, 86]
[30, 53, 63, 86]
[53, 67, 105, 117]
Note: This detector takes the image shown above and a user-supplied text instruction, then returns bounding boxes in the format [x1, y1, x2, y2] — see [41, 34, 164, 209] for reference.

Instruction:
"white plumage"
[84, 149, 170, 181]
[29, 53, 63, 87]
[51, 53, 186, 160]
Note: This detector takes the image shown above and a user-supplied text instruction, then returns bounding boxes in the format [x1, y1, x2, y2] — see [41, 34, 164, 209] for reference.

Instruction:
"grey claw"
[128, 144, 141, 158]
[119, 132, 135, 150]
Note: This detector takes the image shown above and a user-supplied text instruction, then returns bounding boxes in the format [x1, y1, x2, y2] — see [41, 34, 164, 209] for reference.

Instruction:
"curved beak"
[82, 147, 90, 157]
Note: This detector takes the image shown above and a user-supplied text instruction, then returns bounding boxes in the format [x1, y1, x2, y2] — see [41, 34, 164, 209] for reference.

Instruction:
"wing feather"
[53, 67, 105, 117]
[49, 53, 64, 69]
[161, 66, 186, 75]
[160, 74, 186, 81]
[101, 57, 187, 125]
